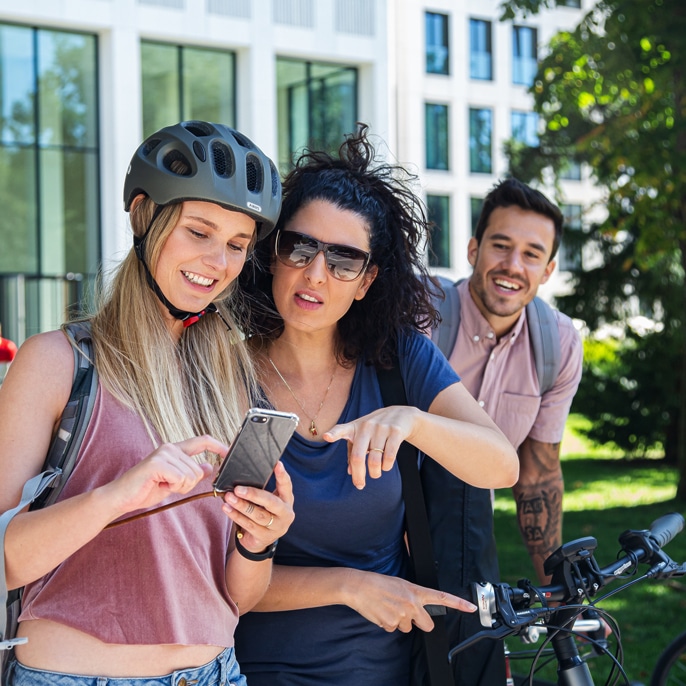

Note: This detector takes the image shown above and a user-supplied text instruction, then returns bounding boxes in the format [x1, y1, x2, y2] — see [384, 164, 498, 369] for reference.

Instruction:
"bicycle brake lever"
[646, 559, 685, 579]
[447, 624, 514, 662]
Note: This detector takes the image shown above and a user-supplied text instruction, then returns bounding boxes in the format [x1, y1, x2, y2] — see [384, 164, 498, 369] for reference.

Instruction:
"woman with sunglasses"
[234, 125, 518, 685]
[0, 121, 294, 686]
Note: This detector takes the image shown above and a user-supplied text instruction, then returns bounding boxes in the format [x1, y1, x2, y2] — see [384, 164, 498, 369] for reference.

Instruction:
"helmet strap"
[134, 205, 219, 328]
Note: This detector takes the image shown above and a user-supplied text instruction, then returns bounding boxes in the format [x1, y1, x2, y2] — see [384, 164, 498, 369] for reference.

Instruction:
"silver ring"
[266, 514, 275, 529]
[245, 503, 255, 515]
[368, 448, 384, 454]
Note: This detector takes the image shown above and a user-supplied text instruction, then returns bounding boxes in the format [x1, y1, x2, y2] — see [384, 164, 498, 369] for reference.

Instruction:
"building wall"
[0, 0, 597, 340]
[392, 0, 596, 298]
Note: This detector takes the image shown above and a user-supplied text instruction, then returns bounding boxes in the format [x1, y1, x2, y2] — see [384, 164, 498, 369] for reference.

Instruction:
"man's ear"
[467, 237, 479, 267]
[540, 259, 556, 285]
[354, 265, 378, 301]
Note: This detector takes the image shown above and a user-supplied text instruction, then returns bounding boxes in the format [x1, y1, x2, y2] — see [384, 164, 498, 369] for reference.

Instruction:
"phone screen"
[212, 409, 299, 492]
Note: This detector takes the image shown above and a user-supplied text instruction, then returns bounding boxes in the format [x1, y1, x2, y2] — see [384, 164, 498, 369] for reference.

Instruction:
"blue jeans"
[7, 647, 246, 686]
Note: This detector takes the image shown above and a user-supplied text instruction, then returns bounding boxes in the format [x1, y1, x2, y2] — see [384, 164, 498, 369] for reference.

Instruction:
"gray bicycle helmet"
[123, 120, 281, 239]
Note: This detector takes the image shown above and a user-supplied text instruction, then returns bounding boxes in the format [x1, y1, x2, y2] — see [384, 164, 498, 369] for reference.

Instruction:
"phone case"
[212, 408, 299, 492]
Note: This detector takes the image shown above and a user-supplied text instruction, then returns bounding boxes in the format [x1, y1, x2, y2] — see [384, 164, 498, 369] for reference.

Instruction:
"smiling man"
[432, 179, 583, 686]
[448, 178, 583, 582]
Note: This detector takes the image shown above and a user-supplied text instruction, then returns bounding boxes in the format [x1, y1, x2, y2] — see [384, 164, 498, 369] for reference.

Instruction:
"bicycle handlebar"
[455, 512, 686, 657]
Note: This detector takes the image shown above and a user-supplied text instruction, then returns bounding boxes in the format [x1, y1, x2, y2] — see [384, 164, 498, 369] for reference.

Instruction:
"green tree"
[500, 0, 686, 496]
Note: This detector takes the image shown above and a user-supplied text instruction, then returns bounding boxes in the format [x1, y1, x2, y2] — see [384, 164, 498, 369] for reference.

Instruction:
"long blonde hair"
[81, 197, 259, 457]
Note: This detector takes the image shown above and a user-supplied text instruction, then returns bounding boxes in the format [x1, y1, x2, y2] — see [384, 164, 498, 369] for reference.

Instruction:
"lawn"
[493, 415, 686, 684]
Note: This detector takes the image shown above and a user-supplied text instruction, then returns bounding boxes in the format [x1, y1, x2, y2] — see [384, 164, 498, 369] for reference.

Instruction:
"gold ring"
[245, 503, 255, 515]
[368, 448, 385, 454]
[266, 515, 275, 529]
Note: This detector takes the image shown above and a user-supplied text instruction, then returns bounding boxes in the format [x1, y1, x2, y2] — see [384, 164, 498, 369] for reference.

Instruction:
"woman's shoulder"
[3, 329, 78, 409]
[396, 329, 438, 361]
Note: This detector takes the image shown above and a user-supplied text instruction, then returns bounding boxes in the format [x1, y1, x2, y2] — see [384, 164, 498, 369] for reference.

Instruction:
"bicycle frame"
[449, 513, 686, 686]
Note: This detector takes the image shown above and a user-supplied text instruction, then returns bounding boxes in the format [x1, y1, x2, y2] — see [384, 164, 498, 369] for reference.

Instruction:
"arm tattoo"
[514, 439, 564, 581]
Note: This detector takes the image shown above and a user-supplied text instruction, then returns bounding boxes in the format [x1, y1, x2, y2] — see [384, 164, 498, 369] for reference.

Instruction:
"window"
[426, 195, 450, 267]
[141, 42, 236, 138]
[558, 204, 583, 271]
[470, 197, 484, 236]
[0, 23, 99, 340]
[426, 12, 449, 75]
[511, 110, 539, 147]
[513, 25, 538, 86]
[469, 19, 492, 80]
[469, 108, 492, 174]
[425, 103, 449, 170]
[560, 159, 582, 181]
[276, 58, 357, 173]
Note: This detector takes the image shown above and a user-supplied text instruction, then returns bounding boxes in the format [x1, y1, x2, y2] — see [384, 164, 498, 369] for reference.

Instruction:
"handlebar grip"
[649, 512, 685, 548]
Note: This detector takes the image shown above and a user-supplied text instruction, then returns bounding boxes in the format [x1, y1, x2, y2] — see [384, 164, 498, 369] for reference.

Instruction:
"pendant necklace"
[267, 356, 336, 437]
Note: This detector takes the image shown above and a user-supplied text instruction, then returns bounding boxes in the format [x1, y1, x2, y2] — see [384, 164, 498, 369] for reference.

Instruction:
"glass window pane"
[470, 196, 483, 236]
[276, 57, 357, 173]
[183, 47, 235, 126]
[513, 26, 538, 86]
[559, 204, 583, 271]
[560, 158, 582, 180]
[0, 146, 37, 273]
[511, 110, 539, 146]
[426, 12, 449, 75]
[425, 103, 449, 170]
[309, 67, 356, 153]
[40, 148, 99, 276]
[469, 19, 492, 80]
[427, 194, 450, 268]
[0, 24, 36, 144]
[469, 108, 492, 174]
[142, 42, 180, 137]
[38, 30, 97, 148]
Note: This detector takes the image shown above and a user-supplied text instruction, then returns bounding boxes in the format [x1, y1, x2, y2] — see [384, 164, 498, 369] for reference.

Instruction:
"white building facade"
[0, 0, 590, 343]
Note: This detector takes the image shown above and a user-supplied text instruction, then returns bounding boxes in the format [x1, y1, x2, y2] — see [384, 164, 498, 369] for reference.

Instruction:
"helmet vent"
[184, 121, 213, 138]
[141, 138, 161, 157]
[270, 161, 280, 198]
[232, 131, 252, 149]
[211, 141, 235, 179]
[245, 153, 263, 193]
[163, 150, 192, 176]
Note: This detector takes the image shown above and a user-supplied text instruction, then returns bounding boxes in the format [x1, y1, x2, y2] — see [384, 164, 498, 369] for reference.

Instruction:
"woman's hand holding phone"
[222, 460, 295, 555]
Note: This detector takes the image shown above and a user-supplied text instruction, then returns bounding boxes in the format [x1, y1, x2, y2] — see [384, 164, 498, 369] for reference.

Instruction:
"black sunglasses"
[275, 230, 371, 282]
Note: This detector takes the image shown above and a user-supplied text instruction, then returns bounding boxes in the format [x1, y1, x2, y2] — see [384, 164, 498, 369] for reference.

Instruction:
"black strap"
[376, 365, 454, 686]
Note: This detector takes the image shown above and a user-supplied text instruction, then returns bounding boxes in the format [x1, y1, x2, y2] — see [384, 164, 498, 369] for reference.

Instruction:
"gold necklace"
[267, 356, 336, 437]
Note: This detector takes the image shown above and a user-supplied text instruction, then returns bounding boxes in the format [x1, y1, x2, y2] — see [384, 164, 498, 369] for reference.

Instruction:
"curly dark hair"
[239, 124, 441, 369]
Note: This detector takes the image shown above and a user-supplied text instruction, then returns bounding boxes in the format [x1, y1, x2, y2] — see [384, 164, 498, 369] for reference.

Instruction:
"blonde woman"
[0, 121, 293, 686]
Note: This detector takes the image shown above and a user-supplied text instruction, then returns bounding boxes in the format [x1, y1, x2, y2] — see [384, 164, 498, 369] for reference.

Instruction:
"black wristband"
[234, 531, 279, 561]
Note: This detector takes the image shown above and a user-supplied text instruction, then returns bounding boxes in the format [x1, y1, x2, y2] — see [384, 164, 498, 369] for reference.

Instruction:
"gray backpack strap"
[36, 322, 97, 509]
[431, 276, 462, 358]
[525, 297, 561, 395]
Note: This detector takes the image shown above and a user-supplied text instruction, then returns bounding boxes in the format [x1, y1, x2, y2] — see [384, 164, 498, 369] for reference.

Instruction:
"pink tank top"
[20, 383, 239, 647]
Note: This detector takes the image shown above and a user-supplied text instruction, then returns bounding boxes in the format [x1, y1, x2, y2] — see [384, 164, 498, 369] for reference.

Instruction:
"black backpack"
[0, 322, 97, 684]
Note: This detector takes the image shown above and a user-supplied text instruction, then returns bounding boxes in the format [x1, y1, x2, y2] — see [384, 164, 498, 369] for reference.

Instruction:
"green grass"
[493, 415, 686, 684]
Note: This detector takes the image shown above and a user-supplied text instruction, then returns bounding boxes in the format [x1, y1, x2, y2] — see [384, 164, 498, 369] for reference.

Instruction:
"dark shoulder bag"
[376, 364, 506, 686]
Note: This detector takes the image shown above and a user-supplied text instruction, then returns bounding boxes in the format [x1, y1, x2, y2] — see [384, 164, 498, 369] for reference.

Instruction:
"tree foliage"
[500, 0, 686, 495]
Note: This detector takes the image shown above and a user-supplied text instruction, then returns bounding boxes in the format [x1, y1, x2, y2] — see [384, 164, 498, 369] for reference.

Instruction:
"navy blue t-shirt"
[234, 333, 460, 686]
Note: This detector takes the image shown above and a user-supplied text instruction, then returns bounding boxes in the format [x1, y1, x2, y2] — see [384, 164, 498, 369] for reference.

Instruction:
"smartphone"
[212, 408, 299, 493]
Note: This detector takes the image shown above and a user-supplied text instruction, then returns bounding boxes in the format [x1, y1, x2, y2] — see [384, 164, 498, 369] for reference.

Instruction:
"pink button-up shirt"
[448, 279, 583, 451]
